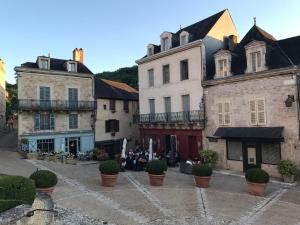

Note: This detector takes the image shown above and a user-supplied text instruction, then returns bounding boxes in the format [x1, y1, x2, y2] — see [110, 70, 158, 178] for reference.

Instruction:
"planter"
[27, 152, 38, 160]
[283, 175, 295, 183]
[247, 181, 267, 196]
[101, 174, 118, 187]
[149, 174, 165, 186]
[36, 186, 55, 195]
[194, 176, 211, 188]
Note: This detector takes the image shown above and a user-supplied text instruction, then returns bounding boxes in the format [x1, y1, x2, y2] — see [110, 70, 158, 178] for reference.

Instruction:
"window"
[149, 99, 155, 114]
[123, 100, 129, 113]
[40, 86, 50, 106]
[180, 35, 187, 45]
[218, 102, 231, 125]
[68, 88, 78, 108]
[148, 69, 154, 87]
[262, 143, 281, 164]
[182, 95, 190, 112]
[37, 139, 54, 153]
[69, 114, 78, 129]
[147, 47, 153, 56]
[109, 99, 116, 112]
[164, 97, 171, 113]
[163, 65, 170, 84]
[68, 62, 77, 72]
[249, 99, 266, 125]
[105, 119, 119, 133]
[34, 113, 55, 130]
[40, 59, 49, 69]
[227, 141, 243, 161]
[180, 60, 189, 80]
[162, 37, 169, 51]
[250, 51, 261, 72]
[218, 59, 228, 77]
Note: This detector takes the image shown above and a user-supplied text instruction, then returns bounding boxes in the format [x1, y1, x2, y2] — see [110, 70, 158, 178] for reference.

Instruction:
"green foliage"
[99, 160, 119, 175]
[146, 160, 168, 175]
[278, 160, 298, 176]
[200, 149, 218, 165]
[245, 168, 270, 183]
[193, 164, 213, 177]
[30, 170, 58, 188]
[0, 175, 36, 212]
[5, 82, 17, 118]
[95, 66, 138, 90]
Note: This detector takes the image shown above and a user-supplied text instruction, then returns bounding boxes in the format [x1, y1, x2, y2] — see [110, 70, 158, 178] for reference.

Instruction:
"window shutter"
[50, 113, 55, 130]
[224, 102, 231, 125]
[34, 113, 40, 131]
[257, 99, 266, 124]
[105, 120, 110, 133]
[115, 120, 119, 132]
[218, 103, 223, 125]
[249, 100, 257, 125]
[257, 52, 261, 68]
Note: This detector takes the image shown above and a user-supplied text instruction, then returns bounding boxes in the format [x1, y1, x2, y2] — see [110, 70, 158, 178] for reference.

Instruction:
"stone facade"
[203, 69, 300, 177]
[0, 59, 6, 127]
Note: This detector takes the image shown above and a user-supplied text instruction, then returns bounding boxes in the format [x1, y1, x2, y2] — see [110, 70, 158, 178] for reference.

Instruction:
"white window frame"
[148, 69, 154, 87]
[147, 44, 154, 56]
[68, 62, 77, 72]
[38, 57, 50, 70]
[245, 41, 267, 73]
[180, 31, 189, 45]
[218, 102, 231, 126]
[214, 50, 232, 78]
[249, 98, 266, 125]
[160, 32, 172, 51]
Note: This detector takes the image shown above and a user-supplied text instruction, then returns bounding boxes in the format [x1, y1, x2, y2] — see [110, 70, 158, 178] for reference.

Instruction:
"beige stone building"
[135, 9, 239, 160]
[15, 49, 95, 155]
[94, 78, 139, 157]
[0, 59, 6, 127]
[203, 24, 300, 177]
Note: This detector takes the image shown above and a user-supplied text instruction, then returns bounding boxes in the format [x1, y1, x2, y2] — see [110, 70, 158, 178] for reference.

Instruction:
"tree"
[6, 82, 17, 118]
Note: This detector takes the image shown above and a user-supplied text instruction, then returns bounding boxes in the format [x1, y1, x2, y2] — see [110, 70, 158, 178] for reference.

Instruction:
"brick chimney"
[228, 35, 238, 51]
[73, 48, 84, 63]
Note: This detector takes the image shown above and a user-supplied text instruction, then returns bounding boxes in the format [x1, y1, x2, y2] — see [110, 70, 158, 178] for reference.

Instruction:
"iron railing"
[18, 99, 95, 111]
[133, 110, 205, 124]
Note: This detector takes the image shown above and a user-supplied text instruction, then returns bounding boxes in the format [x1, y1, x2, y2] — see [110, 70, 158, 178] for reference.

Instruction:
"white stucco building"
[135, 9, 240, 160]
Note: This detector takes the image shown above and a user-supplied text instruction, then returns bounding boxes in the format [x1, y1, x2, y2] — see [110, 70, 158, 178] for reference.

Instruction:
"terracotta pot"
[194, 176, 211, 188]
[149, 173, 165, 186]
[247, 181, 267, 196]
[37, 187, 55, 195]
[101, 173, 118, 187]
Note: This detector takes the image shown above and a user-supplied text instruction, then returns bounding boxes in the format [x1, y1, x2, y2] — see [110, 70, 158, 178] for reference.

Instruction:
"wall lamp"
[285, 95, 295, 107]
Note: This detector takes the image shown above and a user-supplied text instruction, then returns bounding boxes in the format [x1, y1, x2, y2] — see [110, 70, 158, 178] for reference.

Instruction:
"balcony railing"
[133, 110, 205, 124]
[18, 99, 95, 111]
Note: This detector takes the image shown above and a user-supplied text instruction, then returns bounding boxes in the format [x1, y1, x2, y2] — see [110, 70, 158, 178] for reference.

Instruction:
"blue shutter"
[50, 113, 55, 130]
[34, 113, 40, 130]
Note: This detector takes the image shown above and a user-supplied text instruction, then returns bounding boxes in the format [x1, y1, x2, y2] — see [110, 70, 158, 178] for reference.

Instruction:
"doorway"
[243, 142, 261, 171]
[69, 139, 78, 157]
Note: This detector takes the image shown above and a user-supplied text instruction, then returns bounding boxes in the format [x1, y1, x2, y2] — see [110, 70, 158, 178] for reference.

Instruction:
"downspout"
[296, 71, 300, 140]
[200, 41, 207, 129]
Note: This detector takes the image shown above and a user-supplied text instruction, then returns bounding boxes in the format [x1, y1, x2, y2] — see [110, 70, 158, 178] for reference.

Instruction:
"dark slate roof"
[213, 127, 284, 140]
[94, 78, 138, 101]
[20, 57, 93, 74]
[206, 25, 300, 80]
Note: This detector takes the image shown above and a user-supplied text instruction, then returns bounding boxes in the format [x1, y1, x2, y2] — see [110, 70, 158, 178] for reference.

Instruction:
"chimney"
[73, 48, 84, 63]
[228, 35, 238, 51]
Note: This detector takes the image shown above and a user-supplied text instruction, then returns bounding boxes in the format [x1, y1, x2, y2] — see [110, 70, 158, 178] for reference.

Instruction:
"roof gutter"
[136, 40, 202, 65]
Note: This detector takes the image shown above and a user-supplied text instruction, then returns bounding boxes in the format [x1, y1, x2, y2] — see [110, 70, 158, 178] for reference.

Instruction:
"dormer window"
[245, 41, 267, 73]
[180, 31, 189, 45]
[38, 57, 50, 70]
[147, 44, 154, 56]
[68, 62, 77, 72]
[214, 50, 232, 78]
[160, 32, 172, 51]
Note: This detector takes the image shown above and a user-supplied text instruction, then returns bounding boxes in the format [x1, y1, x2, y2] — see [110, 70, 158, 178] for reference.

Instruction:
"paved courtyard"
[1, 148, 300, 225]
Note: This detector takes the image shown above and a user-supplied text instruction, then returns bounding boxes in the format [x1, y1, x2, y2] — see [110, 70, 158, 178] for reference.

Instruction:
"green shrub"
[146, 160, 168, 175]
[99, 160, 119, 175]
[0, 200, 24, 213]
[30, 170, 58, 188]
[193, 164, 213, 177]
[278, 160, 298, 176]
[0, 175, 36, 212]
[200, 149, 218, 165]
[245, 168, 270, 183]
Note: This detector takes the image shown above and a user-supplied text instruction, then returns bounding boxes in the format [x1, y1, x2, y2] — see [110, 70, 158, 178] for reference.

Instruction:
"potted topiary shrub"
[146, 160, 168, 186]
[245, 168, 270, 196]
[193, 164, 213, 188]
[278, 160, 298, 183]
[30, 170, 58, 195]
[99, 160, 119, 187]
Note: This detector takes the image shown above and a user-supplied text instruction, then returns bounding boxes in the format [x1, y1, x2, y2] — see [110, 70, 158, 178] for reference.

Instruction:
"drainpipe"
[295, 71, 300, 140]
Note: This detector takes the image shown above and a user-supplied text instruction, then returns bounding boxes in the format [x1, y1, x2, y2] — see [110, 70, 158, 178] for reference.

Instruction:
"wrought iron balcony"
[18, 99, 95, 111]
[133, 110, 205, 124]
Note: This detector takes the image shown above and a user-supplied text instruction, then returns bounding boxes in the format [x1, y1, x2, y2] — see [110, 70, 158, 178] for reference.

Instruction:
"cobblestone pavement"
[1, 150, 300, 225]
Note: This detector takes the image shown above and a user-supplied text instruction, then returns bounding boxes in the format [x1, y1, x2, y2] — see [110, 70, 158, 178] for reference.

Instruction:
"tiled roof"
[19, 57, 93, 74]
[94, 77, 138, 101]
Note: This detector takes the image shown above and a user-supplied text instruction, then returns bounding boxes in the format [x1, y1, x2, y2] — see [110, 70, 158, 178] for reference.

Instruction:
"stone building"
[15, 49, 95, 155]
[203, 24, 300, 177]
[94, 77, 139, 157]
[0, 59, 6, 127]
[135, 9, 239, 160]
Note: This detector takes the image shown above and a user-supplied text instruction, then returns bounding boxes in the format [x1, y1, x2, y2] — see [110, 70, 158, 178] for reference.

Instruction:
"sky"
[1, 0, 300, 84]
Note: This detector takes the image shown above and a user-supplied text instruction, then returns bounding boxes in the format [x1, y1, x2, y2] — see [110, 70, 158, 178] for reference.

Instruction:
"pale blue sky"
[1, 0, 300, 84]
